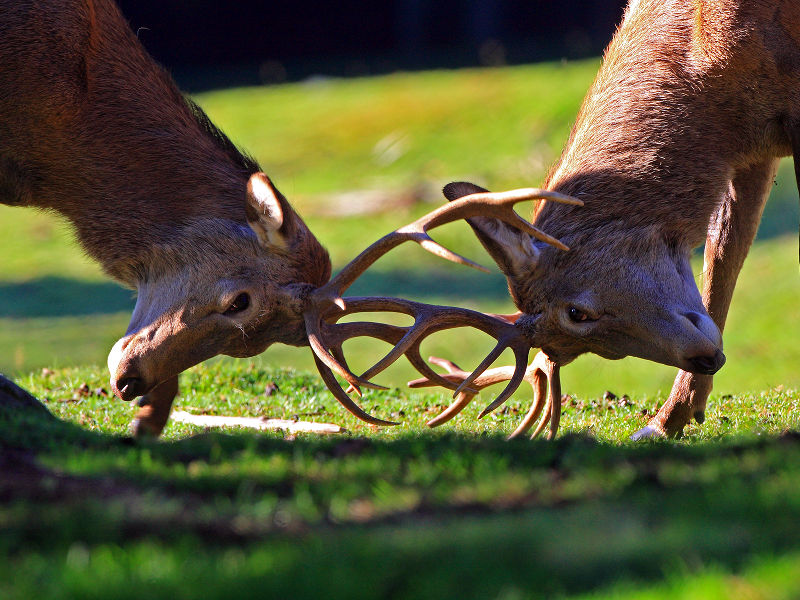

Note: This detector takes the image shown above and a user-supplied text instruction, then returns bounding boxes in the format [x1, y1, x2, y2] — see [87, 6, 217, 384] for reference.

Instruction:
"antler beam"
[303, 185, 580, 426]
[408, 351, 564, 440]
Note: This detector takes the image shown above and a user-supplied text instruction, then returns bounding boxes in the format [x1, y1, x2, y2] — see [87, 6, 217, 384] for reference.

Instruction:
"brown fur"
[455, 0, 800, 437]
[1, 0, 331, 436]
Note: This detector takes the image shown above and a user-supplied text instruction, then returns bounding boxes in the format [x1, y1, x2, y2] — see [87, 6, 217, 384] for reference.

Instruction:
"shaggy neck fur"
[0, 0, 262, 285]
[537, 0, 796, 251]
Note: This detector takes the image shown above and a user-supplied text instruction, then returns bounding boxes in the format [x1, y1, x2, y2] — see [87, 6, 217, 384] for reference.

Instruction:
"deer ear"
[443, 181, 540, 278]
[246, 173, 297, 250]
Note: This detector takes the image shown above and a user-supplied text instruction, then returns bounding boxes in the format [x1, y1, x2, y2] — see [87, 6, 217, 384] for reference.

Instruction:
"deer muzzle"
[676, 311, 725, 374]
[686, 349, 726, 375]
[108, 335, 147, 401]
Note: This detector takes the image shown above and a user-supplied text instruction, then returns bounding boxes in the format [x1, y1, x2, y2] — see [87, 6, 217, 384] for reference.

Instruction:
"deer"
[2, 0, 583, 437]
[408, 0, 800, 439]
[0, 0, 332, 435]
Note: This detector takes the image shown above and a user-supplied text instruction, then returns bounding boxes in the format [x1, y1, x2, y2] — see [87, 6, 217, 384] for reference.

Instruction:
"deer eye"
[224, 292, 250, 315]
[567, 306, 593, 323]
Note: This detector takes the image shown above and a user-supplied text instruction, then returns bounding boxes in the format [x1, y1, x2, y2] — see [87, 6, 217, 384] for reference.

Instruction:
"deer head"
[442, 181, 725, 375]
[107, 173, 331, 401]
[427, 0, 800, 378]
[106, 174, 581, 427]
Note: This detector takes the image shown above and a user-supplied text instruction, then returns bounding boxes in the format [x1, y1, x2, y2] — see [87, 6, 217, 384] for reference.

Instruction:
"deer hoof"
[130, 418, 152, 438]
[129, 416, 163, 438]
[630, 424, 667, 441]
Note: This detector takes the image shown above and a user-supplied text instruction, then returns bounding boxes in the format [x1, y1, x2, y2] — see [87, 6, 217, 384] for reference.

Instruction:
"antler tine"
[429, 188, 583, 252]
[307, 296, 533, 426]
[476, 344, 530, 418]
[304, 311, 388, 393]
[428, 392, 475, 428]
[411, 350, 565, 439]
[410, 360, 521, 428]
[303, 186, 577, 427]
[506, 367, 548, 439]
[318, 320, 460, 394]
[325, 297, 531, 397]
[310, 321, 406, 425]
[316, 186, 583, 304]
[311, 353, 398, 426]
[507, 351, 558, 439]
[545, 363, 562, 440]
[403, 341, 469, 392]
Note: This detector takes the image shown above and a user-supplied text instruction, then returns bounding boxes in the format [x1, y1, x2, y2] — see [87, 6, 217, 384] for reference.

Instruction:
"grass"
[195, 62, 598, 198]
[3, 362, 800, 598]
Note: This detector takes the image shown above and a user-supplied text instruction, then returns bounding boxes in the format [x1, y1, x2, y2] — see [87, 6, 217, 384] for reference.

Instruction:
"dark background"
[116, 1, 628, 91]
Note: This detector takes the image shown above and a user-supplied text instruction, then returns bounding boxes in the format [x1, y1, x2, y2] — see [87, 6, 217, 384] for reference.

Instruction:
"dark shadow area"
[3, 395, 800, 598]
[117, 1, 628, 92]
[0, 374, 53, 418]
[0, 277, 134, 318]
[344, 268, 510, 303]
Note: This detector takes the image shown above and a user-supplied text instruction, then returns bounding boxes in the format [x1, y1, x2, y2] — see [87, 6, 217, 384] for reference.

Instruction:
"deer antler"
[303, 186, 582, 426]
[408, 350, 564, 440]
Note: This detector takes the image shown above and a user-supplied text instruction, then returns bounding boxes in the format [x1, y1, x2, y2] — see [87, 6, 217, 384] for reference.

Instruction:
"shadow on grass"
[0, 277, 134, 318]
[0, 270, 509, 320]
[335, 268, 510, 303]
[4, 395, 800, 599]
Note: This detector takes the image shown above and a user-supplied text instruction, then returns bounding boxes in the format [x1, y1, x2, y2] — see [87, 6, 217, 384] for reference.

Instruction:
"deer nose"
[687, 349, 726, 375]
[684, 311, 722, 347]
[112, 373, 146, 401]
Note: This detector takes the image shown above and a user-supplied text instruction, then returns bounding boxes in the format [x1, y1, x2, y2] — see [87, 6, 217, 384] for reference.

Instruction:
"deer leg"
[633, 159, 779, 439]
[130, 375, 179, 438]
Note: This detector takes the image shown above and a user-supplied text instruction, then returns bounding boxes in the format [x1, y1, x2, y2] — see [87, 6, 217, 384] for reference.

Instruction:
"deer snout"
[108, 335, 151, 401]
[113, 375, 146, 401]
[687, 349, 726, 375]
[683, 311, 722, 348]
[110, 357, 149, 401]
[680, 311, 725, 374]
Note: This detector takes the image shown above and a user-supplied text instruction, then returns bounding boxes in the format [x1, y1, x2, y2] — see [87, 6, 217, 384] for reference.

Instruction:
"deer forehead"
[523, 244, 687, 307]
[137, 219, 295, 284]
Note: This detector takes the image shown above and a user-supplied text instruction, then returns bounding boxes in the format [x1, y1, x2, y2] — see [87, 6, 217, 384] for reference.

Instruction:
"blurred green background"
[2, 58, 798, 399]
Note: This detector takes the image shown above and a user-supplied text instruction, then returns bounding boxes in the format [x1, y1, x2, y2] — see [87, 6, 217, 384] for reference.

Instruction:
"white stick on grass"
[171, 410, 346, 434]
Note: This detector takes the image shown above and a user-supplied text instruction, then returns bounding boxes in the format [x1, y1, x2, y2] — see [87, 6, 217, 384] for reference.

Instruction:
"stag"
[411, 0, 800, 438]
[1, 0, 331, 435]
[2, 0, 580, 436]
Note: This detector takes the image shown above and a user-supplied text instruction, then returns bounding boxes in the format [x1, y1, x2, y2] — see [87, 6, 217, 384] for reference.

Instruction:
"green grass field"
[3, 59, 800, 598]
[2, 60, 799, 398]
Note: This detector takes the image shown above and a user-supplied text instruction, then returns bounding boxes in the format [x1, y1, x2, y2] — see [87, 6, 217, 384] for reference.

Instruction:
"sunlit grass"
[196, 62, 598, 200]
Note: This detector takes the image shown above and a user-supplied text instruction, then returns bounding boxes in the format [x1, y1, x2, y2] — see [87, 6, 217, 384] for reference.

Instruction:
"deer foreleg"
[130, 375, 179, 438]
[634, 159, 779, 439]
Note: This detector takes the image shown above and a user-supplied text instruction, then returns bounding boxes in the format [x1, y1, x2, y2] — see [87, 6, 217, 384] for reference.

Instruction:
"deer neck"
[540, 0, 792, 250]
[1, 0, 258, 287]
